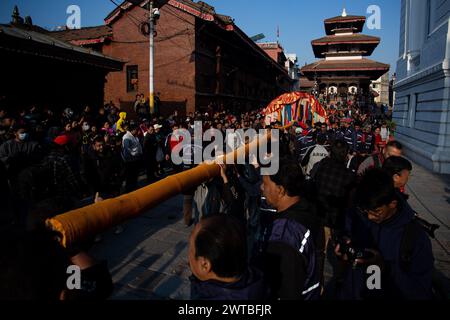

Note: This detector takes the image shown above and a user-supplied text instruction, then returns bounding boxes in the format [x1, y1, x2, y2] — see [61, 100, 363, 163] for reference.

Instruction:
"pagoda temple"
[301, 9, 389, 108]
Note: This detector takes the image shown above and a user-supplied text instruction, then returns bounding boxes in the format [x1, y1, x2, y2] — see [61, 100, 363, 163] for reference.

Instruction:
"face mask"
[18, 133, 28, 141]
[82, 125, 90, 131]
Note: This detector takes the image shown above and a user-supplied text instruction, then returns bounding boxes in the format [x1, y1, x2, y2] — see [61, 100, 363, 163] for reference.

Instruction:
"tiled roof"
[299, 77, 315, 88]
[324, 14, 365, 35]
[0, 24, 123, 70]
[301, 58, 389, 72]
[105, 0, 233, 27]
[257, 42, 282, 50]
[50, 25, 112, 42]
[324, 15, 366, 24]
[312, 34, 380, 45]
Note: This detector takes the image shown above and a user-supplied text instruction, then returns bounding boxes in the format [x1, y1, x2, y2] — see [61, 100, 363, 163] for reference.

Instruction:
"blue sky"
[1, 0, 400, 74]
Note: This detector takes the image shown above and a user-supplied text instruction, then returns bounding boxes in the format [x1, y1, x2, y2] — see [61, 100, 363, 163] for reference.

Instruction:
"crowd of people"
[0, 99, 439, 300]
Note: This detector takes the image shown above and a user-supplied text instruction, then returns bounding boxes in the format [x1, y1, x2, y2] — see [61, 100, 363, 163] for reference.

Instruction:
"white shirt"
[380, 127, 389, 141]
[306, 145, 329, 175]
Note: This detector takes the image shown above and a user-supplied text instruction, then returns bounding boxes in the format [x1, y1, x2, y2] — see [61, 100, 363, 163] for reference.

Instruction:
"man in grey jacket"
[121, 123, 143, 192]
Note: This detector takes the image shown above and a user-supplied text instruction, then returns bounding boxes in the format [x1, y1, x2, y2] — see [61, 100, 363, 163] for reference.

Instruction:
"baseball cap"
[54, 135, 69, 146]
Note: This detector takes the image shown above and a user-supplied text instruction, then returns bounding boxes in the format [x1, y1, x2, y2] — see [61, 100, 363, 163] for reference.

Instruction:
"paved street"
[89, 161, 450, 300]
[89, 192, 193, 300]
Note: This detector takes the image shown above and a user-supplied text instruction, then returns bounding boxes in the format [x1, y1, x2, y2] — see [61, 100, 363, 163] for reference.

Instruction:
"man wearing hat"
[40, 134, 81, 212]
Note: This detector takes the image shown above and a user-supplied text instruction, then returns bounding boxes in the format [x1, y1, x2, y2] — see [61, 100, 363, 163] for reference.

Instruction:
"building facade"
[285, 53, 300, 91]
[257, 42, 300, 90]
[393, 0, 450, 173]
[51, 0, 292, 115]
[300, 9, 389, 107]
[370, 73, 390, 106]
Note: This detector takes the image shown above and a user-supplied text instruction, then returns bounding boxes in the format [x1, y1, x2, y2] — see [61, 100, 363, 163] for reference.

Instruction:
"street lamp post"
[149, 1, 155, 115]
[147, 1, 160, 114]
[129, 0, 160, 114]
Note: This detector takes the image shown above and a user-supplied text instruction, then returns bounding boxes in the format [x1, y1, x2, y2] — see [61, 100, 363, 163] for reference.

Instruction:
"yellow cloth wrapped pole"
[46, 128, 279, 248]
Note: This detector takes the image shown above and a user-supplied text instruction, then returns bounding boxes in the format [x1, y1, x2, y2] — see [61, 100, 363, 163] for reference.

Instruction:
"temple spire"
[342, 8, 348, 17]
[12, 5, 21, 24]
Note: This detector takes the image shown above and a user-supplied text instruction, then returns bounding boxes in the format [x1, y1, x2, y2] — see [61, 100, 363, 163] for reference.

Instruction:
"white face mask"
[82, 124, 90, 132]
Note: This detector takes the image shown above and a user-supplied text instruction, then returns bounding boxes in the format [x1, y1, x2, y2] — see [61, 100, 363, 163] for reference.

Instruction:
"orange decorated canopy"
[264, 92, 327, 126]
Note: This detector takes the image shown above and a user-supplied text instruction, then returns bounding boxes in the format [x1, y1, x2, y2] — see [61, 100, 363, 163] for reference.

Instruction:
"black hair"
[330, 140, 349, 163]
[316, 134, 327, 145]
[386, 140, 403, 150]
[355, 169, 397, 211]
[128, 121, 138, 131]
[92, 136, 105, 145]
[0, 225, 70, 300]
[195, 215, 247, 278]
[268, 157, 305, 197]
[14, 124, 28, 132]
[382, 156, 412, 177]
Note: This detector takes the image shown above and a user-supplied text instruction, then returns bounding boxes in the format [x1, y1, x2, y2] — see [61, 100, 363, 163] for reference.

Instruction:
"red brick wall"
[103, 5, 196, 114]
[263, 48, 279, 63]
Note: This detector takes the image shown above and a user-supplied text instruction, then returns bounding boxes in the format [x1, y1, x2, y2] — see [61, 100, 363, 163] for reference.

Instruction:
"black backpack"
[399, 219, 423, 273]
[400, 219, 450, 299]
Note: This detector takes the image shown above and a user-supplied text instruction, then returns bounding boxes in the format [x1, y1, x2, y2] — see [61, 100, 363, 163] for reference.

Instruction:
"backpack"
[400, 218, 450, 299]
[399, 219, 423, 273]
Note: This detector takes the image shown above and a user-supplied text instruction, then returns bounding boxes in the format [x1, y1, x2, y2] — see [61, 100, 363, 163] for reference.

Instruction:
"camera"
[152, 8, 160, 20]
[334, 236, 374, 267]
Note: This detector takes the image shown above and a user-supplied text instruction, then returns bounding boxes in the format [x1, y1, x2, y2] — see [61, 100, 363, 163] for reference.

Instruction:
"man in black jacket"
[336, 170, 434, 300]
[0, 126, 43, 226]
[0, 126, 42, 177]
[259, 157, 324, 300]
[83, 137, 122, 198]
[143, 126, 158, 183]
[219, 164, 246, 225]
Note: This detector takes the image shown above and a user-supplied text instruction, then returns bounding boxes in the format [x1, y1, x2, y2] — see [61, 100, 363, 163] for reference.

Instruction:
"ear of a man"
[199, 256, 212, 275]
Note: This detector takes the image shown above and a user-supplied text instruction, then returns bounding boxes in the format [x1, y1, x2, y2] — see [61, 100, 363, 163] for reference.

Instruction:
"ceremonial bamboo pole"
[46, 128, 280, 248]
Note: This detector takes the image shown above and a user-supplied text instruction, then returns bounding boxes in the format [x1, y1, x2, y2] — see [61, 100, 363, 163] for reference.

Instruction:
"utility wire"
[108, 0, 145, 28]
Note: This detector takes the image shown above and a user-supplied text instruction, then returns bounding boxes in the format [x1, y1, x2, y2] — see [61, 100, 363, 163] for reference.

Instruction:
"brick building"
[257, 42, 288, 65]
[51, 0, 293, 115]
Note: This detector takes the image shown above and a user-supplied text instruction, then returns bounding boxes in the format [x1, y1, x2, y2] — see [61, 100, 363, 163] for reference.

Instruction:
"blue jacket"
[344, 127, 356, 152]
[262, 200, 323, 300]
[190, 267, 269, 300]
[340, 196, 434, 300]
